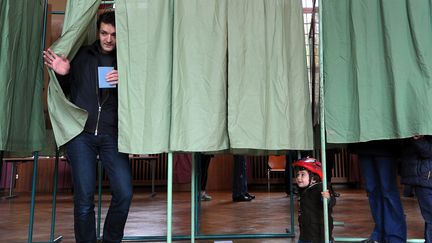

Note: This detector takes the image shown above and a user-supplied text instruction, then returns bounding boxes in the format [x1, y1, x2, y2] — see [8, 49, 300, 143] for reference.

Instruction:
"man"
[352, 140, 406, 243]
[44, 11, 133, 243]
[232, 155, 255, 202]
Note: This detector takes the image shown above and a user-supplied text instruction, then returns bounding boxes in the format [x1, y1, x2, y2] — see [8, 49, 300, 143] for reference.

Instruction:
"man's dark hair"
[97, 11, 115, 30]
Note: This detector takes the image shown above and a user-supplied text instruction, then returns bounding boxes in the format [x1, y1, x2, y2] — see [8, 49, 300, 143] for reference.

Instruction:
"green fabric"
[227, 0, 313, 150]
[0, 0, 46, 153]
[47, 0, 100, 147]
[117, 0, 313, 153]
[116, 0, 173, 154]
[323, 0, 432, 143]
[169, 0, 229, 152]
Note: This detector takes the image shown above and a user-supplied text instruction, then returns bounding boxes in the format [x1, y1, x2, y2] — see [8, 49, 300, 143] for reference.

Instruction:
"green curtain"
[323, 0, 432, 143]
[117, 0, 313, 153]
[227, 0, 313, 150]
[0, 0, 45, 153]
[47, 0, 100, 147]
[169, 0, 229, 152]
[116, 0, 173, 154]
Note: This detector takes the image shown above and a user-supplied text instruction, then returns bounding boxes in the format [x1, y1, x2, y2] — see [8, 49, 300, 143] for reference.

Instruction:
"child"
[293, 157, 335, 243]
[400, 135, 432, 243]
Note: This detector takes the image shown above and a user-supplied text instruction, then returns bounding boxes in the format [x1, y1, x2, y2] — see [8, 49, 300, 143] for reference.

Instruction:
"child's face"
[296, 170, 310, 188]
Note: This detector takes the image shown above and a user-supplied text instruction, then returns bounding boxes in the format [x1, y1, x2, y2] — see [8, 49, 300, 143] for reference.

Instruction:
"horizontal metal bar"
[122, 233, 294, 242]
[334, 237, 424, 243]
[49, 11, 65, 15]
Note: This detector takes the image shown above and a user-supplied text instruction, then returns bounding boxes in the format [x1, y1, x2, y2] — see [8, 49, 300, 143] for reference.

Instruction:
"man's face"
[98, 22, 116, 54]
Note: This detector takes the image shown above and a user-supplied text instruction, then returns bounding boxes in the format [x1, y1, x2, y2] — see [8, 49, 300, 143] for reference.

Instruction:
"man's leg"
[414, 186, 432, 243]
[200, 154, 211, 191]
[66, 132, 98, 243]
[199, 153, 212, 200]
[99, 134, 133, 243]
[232, 155, 251, 201]
[376, 156, 406, 243]
[359, 155, 383, 242]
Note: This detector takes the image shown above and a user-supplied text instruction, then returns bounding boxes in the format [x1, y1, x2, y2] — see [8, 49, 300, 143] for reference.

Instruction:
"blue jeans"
[414, 186, 432, 243]
[66, 132, 133, 243]
[232, 155, 248, 197]
[359, 155, 406, 243]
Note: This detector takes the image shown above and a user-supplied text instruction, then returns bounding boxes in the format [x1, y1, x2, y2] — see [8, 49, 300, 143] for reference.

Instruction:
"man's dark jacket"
[58, 40, 118, 136]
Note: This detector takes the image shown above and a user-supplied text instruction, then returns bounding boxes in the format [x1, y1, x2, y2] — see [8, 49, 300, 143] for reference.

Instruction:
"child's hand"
[321, 190, 330, 199]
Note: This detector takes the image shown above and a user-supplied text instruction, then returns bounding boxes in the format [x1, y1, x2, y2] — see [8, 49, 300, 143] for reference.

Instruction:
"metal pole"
[49, 150, 60, 242]
[288, 154, 295, 234]
[318, 0, 329, 242]
[195, 155, 201, 235]
[191, 153, 195, 243]
[28, 152, 39, 243]
[0, 151, 3, 190]
[41, 0, 48, 54]
[8, 163, 16, 198]
[167, 152, 173, 243]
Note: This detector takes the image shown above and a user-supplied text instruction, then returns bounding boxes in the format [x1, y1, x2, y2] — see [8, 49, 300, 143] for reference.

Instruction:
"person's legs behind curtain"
[414, 186, 432, 243]
[376, 156, 406, 243]
[359, 155, 384, 242]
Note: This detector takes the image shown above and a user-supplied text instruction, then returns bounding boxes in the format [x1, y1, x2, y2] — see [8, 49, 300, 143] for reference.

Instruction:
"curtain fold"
[49, 0, 313, 153]
[47, 0, 100, 147]
[117, 0, 313, 153]
[323, 0, 432, 143]
[0, 0, 46, 153]
[169, 0, 229, 152]
[227, 0, 313, 150]
[116, 0, 173, 154]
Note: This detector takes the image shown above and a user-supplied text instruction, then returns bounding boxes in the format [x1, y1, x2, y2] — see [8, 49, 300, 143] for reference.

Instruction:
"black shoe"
[245, 192, 255, 200]
[232, 195, 252, 202]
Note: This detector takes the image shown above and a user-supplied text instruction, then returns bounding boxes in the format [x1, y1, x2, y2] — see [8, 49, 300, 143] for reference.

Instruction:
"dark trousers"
[198, 153, 211, 191]
[359, 155, 406, 243]
[414, 186, 432, 243]
[66, 132, 133, 243]
[232, 155, 248, 197]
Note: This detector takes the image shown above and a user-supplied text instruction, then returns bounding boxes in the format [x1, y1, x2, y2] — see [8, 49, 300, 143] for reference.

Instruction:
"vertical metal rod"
[28, 152, 39, 243]
[288, 154, 295, 234]
[151, 159, 156, 196]
[50, 149, 60, 241]
[8, 163, 16, 197]
[195, 155, 201, 235]
[167, 152, 173, 243]
[41, 0, 48, 56]
[0, 151, 3, 188]
[191, 153, 195, 243]
[97, 160, 102, 240]
[318, 0, 329, 242]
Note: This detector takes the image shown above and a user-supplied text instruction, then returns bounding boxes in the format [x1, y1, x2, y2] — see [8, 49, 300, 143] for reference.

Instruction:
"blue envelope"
[98, 66, 116, 88]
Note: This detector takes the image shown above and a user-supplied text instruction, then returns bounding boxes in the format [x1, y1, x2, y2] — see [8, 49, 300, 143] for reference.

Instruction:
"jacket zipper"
[94, 53, 113, 136]
[94, 106, 102, 136]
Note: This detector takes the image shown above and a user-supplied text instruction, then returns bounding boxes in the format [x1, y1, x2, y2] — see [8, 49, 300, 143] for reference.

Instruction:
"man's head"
[97, 11, 116, 54]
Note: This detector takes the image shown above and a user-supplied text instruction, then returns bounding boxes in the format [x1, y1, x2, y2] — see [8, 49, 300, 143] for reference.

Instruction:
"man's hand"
[43, 49, 70, 75]
[106, 70, 119, 86]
